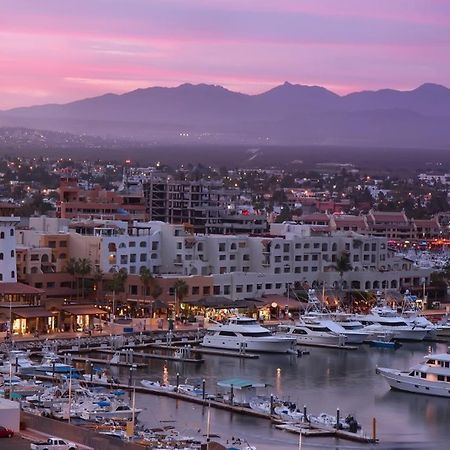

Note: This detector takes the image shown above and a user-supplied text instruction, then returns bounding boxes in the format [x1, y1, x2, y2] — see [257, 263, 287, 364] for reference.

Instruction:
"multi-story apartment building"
[58, 173, 147, 222]
[126, 172, 267, 235]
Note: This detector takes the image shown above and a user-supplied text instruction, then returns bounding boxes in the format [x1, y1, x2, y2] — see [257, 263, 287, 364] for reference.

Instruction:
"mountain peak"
[414, 82, 448, 93]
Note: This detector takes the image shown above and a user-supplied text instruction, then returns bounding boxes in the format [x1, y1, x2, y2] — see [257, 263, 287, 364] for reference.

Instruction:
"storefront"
[0, 306, 57, 335]
[59, 305, 108, 331]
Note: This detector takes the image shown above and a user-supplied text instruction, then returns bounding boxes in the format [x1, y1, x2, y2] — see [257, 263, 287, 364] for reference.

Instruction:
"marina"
[2, 328, 450, 449]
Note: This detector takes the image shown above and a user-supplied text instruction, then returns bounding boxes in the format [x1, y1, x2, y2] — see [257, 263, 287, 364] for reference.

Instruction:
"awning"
[60, 306, 108, 315]
[11, 308, 54, 319]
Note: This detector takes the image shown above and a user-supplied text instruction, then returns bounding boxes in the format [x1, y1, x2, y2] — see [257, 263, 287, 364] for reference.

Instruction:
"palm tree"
[65, 258, 80, 300]
[78, 258, 92, 300]
[108, 268, 128, 319]
[173, 279, 189, 316]
[139, 267, 153, 297]
[150, 280, 163, 300]
[92, 266, 104, 302]
[334, 252, 352, 289]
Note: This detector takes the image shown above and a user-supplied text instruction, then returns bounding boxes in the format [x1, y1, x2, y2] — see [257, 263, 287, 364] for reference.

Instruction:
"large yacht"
[377, 352, 450, 397]
[355, 306, 427, 341]
[303, 313, 369, 344]
[201, 317, 296, 353]
[277, 319, 348, 347]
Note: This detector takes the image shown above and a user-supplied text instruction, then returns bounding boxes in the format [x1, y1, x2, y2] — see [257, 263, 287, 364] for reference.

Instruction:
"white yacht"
[377, 352, 450, 397]
[201, 317, 296, 353]
[277, 320, 347, 347]
[303, 313, 369, 344]
[356, 306, 427, 341]
[436, 316, 450, 338]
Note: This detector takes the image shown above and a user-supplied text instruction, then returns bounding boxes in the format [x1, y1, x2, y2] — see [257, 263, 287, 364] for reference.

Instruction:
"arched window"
[11, 270, 15, 278]
[10, 228, 14, 236]
[108, 243, 117, 252]
[0, 232, 4, 239]
[0, 253, 3, 260]
[332, 243, 337, 252]
[10, 250, 14, 258]
[139, 241, 147, 248]
[0, 274, 2, 281]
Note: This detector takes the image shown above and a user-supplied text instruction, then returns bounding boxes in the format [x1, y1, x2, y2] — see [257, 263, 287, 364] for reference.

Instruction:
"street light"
[110, 265, 119, 325]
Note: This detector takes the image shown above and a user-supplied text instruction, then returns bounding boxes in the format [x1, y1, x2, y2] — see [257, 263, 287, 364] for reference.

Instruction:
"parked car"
[0, 426, 14, 438]
[30, 437, 78, 450]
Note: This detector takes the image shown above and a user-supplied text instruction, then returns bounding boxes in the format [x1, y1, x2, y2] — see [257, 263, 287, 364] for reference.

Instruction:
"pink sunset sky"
[1, 0, 450, 109]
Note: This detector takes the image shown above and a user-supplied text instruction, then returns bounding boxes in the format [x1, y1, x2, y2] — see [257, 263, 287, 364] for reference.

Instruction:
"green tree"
[65, 258, 80, 300]
[92, 266, 104, 301]
[77, 258, 92, 299]
[139, 267, 153, 297]
[334, 252, 352, 289]
[173, 279, 189, 316]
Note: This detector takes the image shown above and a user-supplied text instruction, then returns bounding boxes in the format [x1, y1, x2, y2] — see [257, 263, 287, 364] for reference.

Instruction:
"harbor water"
[94, 341, 450, 450]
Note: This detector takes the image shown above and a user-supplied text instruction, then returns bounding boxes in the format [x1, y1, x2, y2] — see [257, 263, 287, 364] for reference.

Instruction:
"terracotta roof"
[11, 307, 54, 318]
[371, 211, 408, 223]
[60, 305, 108, 315]
[300, 213, 330, 222]
[0, 282, 44, 295]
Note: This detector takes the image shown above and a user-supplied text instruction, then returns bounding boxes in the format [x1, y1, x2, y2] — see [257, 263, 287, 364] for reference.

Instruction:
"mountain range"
[1, 82, 450, 147]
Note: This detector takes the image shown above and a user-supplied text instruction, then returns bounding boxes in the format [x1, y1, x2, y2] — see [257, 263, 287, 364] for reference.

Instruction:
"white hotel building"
[0, 204, 19, 283]
[20, 218, 431, 301]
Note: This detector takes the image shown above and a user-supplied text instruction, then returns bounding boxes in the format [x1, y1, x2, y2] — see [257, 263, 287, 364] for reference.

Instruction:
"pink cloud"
[0, 1, 449, 108]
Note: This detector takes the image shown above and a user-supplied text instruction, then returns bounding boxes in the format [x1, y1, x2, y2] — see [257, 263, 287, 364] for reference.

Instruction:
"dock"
[146, 343, 260, 359]
[92, 348, 204, 364]
[275, 421, 377, 444]
[67, 356, 147, 368]
[21, 372, 377, 445]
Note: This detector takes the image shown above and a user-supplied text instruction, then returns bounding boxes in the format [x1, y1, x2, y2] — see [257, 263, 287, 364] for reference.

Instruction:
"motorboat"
[0, 350, 35, 375]
[355, 306, 427, 341]
[436, 316, 450, 338]
[277, 320, 347, 347]
[302, 313, 369, 344]
[140, 379, 176, 392]
[33, 352, 75, 375]
[80, 400, 142, 420]
[377, 352, 450, 397]
[201, 316, 296, 353]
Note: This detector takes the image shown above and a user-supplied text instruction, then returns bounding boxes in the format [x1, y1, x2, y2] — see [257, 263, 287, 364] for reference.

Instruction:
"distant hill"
[1, 82, 450, 147]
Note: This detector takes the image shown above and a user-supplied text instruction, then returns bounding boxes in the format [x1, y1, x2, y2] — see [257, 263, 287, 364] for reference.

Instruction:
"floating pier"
[92, 348, 204, 364]
[147, 343, 260, 359]
[275, 421, 378, 444]
[67, 356, 147, 368]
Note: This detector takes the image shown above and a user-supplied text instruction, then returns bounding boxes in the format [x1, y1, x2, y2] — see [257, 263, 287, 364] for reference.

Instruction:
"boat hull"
[365, 326, 427, 341]
[377, 367, 450, 398]
[201, 336, 296, 353]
